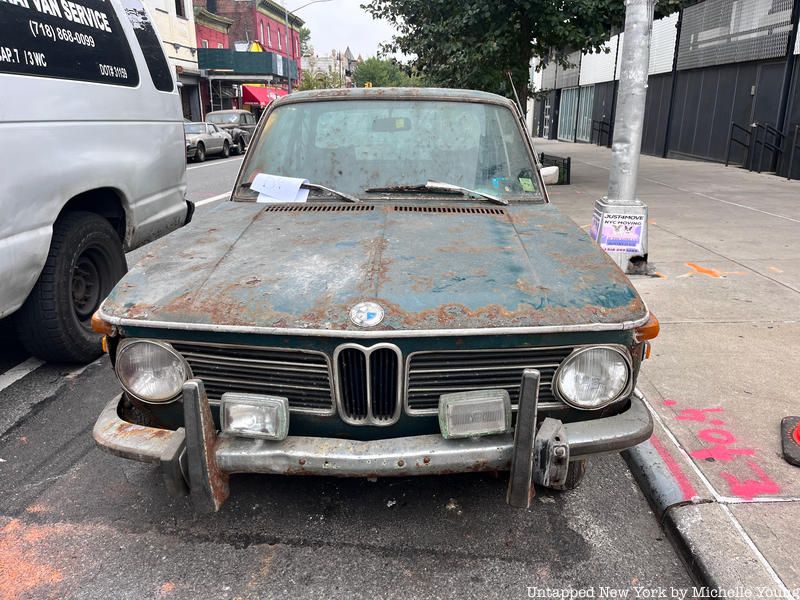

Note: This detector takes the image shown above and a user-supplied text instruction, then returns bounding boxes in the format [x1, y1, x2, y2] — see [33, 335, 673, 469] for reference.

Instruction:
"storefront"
[178, 68, 203, 121]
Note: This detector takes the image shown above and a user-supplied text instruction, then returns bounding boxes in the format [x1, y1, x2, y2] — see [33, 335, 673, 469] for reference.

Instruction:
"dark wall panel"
[708, 63, 741, 161]
[779, 60, 800, 179]
[664, 61, 774, 163]
[642, 73, 672, 156]
[591, 81, 616, 145]
[752, 60, 786, 127]
[695, 69, 720, 158]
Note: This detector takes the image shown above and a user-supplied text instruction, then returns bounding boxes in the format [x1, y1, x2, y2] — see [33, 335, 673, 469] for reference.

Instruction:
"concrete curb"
[623, 439, 691, 518]
[623, 440, 788, 591]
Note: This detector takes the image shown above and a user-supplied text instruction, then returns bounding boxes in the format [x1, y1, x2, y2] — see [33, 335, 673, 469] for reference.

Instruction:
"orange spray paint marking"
[769, 266, 784, 273]
[0, 519, 65, 600]
[653, 272, 668, 279]
[686, 263, 722, 278]
[158, 582, 176, 596]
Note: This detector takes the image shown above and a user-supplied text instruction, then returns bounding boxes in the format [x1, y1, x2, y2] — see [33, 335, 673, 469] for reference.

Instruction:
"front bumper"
[94, 377, 652, 511]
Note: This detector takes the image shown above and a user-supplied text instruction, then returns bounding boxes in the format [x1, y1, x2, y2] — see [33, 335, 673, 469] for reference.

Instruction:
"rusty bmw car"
[92, 88, 659, 512]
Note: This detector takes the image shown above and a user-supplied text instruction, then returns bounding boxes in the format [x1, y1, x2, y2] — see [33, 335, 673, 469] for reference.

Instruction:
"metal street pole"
[590, 0, 656, 275]
[284, 0, 336, 93]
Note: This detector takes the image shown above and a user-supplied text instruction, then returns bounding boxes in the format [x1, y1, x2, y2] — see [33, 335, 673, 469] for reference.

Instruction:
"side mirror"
[540, 165, 559, 185]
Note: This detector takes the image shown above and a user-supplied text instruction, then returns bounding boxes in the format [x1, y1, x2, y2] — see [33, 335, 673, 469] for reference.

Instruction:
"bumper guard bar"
[93, 377, 653, 512]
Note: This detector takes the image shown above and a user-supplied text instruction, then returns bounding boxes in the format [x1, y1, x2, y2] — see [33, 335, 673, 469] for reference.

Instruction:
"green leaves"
[352, 57, 412, 87]
[361, 0, 683, 110]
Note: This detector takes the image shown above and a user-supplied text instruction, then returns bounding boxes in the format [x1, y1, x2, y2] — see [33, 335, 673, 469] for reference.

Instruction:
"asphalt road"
[0, 159, 694, 599]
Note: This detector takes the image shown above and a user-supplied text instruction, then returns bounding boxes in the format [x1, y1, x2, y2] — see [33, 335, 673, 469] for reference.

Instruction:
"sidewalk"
[538, 139, 800, 592]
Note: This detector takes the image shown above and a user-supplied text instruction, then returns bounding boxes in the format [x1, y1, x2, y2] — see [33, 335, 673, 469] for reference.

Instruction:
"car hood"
[100, 201, 647, 334]
[185, 134, 203, 143]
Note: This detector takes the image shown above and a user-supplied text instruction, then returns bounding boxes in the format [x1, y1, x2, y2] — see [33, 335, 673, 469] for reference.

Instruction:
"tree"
[362, 0, 681, 112]
[297, 69, 344, 90]
[299, 26, 312, 55]
[352, 57, 411, 87]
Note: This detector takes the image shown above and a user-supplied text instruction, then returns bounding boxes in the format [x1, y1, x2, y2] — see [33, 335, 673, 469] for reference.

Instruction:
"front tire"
[546, 459, 587, 491]
[236, 137, 245, 155]
[195, 143, 206, 162]
[222, 141, 230, 158]
[16, 212, 127, 363]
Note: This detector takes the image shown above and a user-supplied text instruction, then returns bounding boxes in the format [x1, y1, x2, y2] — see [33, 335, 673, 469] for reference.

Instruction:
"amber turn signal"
[91, 311, 114, 335]
[635, 313, 660, 342]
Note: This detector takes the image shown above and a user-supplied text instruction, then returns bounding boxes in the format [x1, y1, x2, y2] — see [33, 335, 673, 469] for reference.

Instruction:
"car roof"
[206, 109, 247, 114]
[273, 87, 517, 110]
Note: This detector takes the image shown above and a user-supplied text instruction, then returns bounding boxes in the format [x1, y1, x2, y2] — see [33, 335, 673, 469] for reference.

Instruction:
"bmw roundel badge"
[349, 301, 385, 327]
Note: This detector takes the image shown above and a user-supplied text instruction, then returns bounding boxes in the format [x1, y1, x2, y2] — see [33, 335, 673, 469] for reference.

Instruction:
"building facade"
[195, 6, 232, 49]
[532, 0, 800, 179]
[193, 0, 302, 86]
[142, 0, 202, 120]
[301, 47, 358, 87]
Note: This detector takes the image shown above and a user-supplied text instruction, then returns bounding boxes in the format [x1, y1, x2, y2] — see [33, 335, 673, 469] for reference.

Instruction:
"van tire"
[222, 141, 230, 158]
[16, 212, 127, 363]
[195, 143, 206, 162]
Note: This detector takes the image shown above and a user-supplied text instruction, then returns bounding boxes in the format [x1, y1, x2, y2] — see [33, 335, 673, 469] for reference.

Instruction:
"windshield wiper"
[365, 180, 507, 206]
[237, 181, 360, 203]
[301, 182, 360, 203]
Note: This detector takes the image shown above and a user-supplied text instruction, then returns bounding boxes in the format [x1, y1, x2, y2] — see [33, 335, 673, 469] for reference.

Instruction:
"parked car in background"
[206, 109, 257, 155]
[0, 0, 192, 363]
[93, 88, 658, 512]
[184, 122, 233, 162]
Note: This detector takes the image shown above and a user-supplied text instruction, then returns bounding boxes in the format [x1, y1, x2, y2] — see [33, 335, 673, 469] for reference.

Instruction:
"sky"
[287, 0, 398, 58]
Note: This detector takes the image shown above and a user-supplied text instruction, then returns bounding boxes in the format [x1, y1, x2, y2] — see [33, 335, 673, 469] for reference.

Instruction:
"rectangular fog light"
[438, 389, 511, 439]
[220, 393, 289, 440]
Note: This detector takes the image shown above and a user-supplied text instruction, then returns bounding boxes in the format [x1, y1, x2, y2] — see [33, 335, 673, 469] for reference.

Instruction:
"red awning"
[242, 85, 287, 107]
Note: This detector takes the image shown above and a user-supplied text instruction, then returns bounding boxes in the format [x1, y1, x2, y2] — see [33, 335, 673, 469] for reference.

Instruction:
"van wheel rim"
[71, 248, 109, 322]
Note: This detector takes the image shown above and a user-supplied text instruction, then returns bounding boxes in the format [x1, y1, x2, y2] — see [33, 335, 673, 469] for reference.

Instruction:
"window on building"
[217, 42, 224, 48]
[174, 0, 185, 18]
[278, 30, 282, 51]
[267, 24, 272, 47]
[201, 39, 209, 48]
[259, 22, 265, 44]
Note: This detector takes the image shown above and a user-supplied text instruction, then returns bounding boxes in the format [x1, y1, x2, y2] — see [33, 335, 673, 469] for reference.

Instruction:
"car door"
[244, 113, 257, 139]
[207, 123, 223, 152]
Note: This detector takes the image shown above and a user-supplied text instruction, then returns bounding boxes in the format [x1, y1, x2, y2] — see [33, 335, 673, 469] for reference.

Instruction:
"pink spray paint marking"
[664, 399, 781, 500]
[690, 428, 756, 462]
[721, 461, 781, 501]
[675, 407, 723, 422]
[650, 433, 698, 501]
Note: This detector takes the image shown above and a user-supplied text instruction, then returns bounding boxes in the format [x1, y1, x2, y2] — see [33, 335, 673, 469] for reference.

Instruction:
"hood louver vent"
[393, 205, 506, 215]
[262, 205, 375, 212]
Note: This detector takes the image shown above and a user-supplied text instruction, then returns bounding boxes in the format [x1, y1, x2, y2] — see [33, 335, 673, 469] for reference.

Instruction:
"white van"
[0, 0, 192, 362]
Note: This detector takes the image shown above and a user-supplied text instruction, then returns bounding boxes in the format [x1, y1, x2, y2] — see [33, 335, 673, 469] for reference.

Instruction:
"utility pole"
[284, 6, 293, 94]
[590, 0, 655, 274]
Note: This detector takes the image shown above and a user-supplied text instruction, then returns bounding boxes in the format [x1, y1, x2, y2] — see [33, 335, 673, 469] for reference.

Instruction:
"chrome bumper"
[94, 381, 652, 511]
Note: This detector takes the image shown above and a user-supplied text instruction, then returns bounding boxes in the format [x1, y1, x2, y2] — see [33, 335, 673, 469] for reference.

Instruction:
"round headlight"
[555, 346, 631, 410]
[115, 340, 189, 403]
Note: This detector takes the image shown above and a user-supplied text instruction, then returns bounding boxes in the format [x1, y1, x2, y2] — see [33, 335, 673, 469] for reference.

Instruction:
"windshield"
[184, 123, 206, 134]
[237, 99, 542, 201]
[207, 113, 241, 124]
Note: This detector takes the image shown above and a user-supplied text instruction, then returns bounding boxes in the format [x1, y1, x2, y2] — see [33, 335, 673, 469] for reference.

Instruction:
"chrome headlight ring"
[114, 339, 191, 404]
[553, 344, 633, 410]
